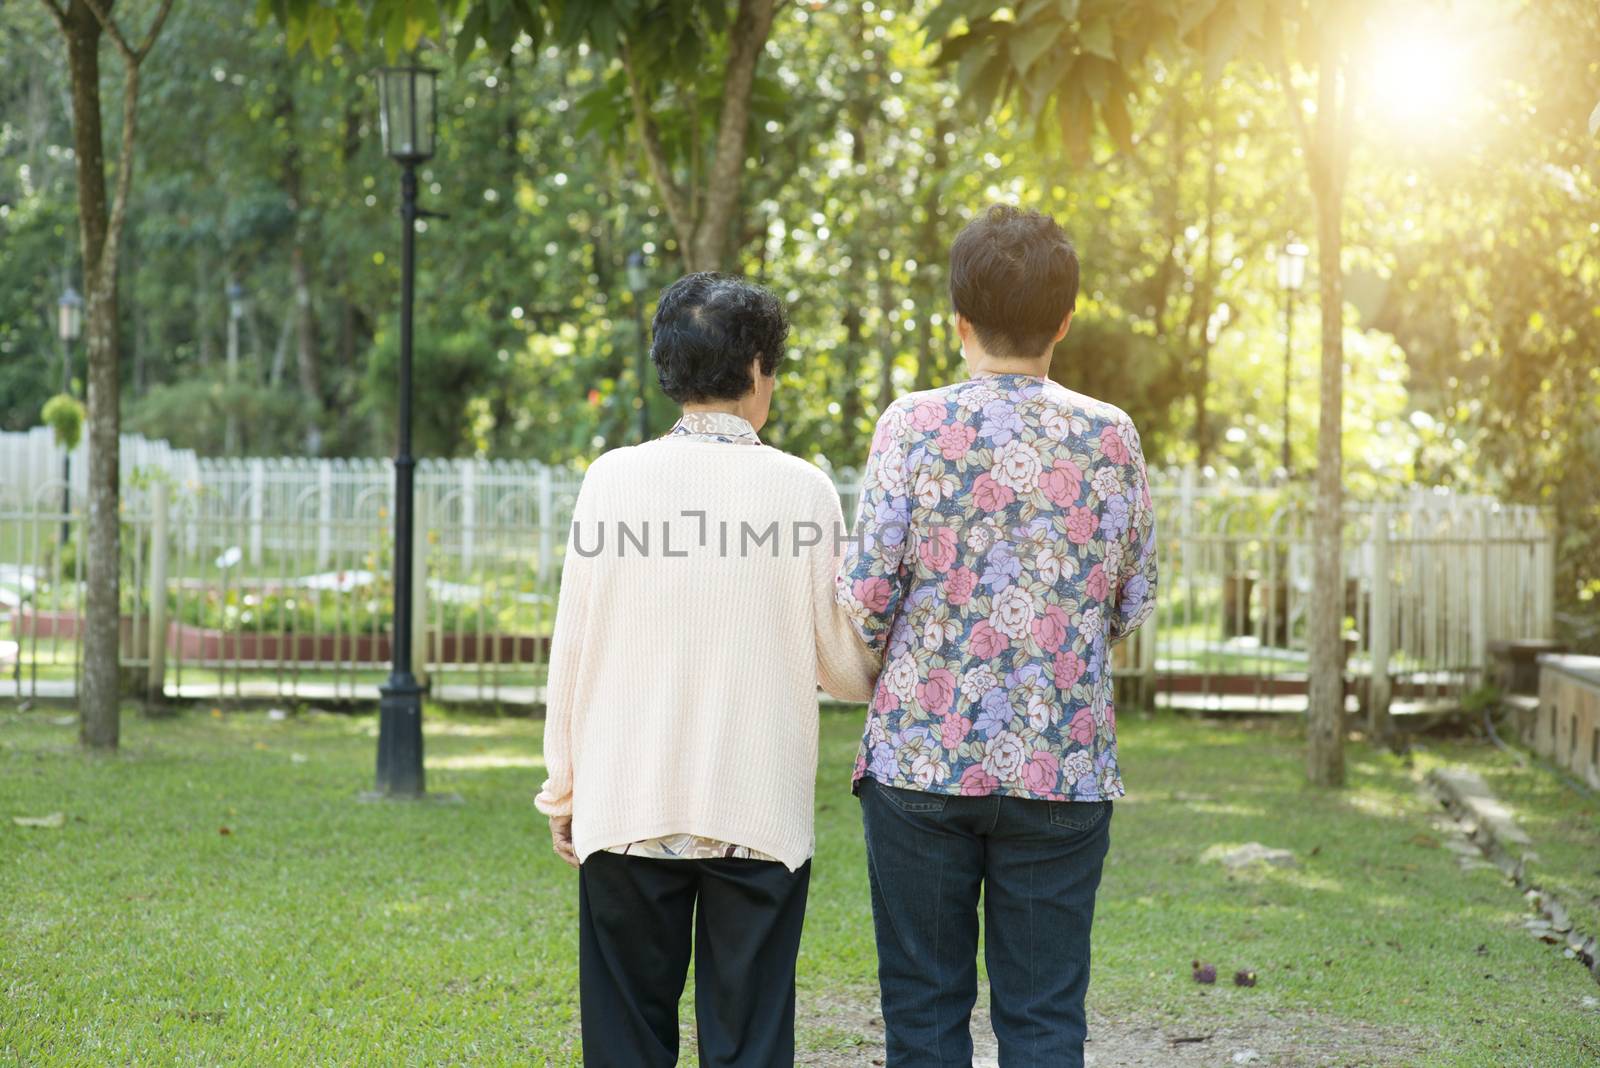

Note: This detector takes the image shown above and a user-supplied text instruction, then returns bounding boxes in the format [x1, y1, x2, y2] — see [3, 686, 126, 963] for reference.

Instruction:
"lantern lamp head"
[377, 65, 439, 163]
[57, 286, 83, 343]
[625, 251, 649, 294]
[1276, 242, 1309, 292]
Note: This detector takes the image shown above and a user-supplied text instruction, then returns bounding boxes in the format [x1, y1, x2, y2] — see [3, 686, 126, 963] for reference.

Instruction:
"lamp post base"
[375, 673, 426, 797]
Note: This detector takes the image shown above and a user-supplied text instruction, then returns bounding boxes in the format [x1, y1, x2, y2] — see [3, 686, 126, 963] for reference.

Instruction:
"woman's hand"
[549, 815, 579, 869]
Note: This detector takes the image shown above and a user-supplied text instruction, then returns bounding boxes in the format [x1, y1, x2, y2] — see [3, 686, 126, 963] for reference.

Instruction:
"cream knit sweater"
[533, 436, 882, 871]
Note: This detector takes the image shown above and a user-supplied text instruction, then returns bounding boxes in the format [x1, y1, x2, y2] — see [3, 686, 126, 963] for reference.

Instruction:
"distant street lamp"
[1276, 242, 1309, 477]
[373, 63, 439, 798]
[626, 251, 651, 443]
[225, 281, 245, 455]
[56, 286, 83, 546]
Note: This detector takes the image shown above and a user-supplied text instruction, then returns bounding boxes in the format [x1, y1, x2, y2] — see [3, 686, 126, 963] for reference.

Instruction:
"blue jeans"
[859, 777, 1112, 1068]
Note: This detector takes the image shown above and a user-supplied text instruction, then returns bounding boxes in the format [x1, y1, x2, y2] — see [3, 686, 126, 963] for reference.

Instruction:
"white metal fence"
[0, 426, 202, 503]
[0, 433, 1556, 713]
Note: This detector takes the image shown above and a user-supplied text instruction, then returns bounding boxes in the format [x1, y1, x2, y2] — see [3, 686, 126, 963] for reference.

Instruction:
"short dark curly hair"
[649, 273, 789, 404]
[949, 204, 1079, 360]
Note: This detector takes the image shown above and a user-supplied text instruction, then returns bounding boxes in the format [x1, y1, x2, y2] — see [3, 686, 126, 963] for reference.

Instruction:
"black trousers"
[578, 850, 812, 1068]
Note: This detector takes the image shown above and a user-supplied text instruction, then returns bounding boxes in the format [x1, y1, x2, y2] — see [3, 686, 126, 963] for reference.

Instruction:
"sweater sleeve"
[811, 478, 882, 702]
[534, 468, 599, 818]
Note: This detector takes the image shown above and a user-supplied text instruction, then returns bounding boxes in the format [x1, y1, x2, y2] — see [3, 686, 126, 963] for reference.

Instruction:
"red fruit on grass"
[1191, 960, 1217, 984]
[1234, 969, 1257, 987]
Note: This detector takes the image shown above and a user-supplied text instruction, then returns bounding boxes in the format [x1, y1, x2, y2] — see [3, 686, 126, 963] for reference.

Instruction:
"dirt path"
[797, 987, 1427, 1067]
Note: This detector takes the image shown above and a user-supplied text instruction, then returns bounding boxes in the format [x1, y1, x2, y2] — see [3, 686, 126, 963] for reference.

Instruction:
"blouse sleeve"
[810, 478, 882, 702]
[1109, 419, 1158, 645]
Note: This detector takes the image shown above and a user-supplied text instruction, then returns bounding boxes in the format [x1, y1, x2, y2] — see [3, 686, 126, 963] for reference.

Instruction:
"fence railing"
[1, 435, 1557, 714]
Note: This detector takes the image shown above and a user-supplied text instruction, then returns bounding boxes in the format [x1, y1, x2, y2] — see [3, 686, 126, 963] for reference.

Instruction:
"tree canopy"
[2, 0, 1597, 630]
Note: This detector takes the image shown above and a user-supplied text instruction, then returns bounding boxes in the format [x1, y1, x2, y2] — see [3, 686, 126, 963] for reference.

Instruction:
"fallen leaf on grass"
[12, 812, 65, 829]
[218, 826, 232, 836]
[1408, 833, 1440, 849]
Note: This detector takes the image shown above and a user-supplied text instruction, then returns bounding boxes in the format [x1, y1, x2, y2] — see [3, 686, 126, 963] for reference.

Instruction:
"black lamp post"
[373, 63, 438, 798]
[626, 251, 650, 443]
[56, 286, 82, 546]
[1275, 241, 1308, 478]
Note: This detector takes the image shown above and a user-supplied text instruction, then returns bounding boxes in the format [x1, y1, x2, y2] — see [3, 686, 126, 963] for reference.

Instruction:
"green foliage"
[4, 0, 1599, 623]
[1459, 684, 1502, 716]
[39, 393, 84, 451]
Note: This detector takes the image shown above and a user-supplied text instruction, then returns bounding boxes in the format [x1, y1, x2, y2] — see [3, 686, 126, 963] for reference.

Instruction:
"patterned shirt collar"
[665, 411, 762, 446]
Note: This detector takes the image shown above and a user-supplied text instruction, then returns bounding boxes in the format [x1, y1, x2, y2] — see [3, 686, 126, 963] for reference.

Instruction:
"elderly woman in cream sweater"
[535, 273, 880, 1068]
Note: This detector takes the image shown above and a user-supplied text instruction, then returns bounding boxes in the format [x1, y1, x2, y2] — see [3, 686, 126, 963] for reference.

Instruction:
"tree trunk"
[61, 0, 119, 750]
[1305, 37, 1348, 788]
[876, 269, 895, 414]
[51, 0, 174, 749]
[839, 78, 869, 449]
[131, 226, 147, 395]
[194, 242, 214, 367]
[687, 0, 777, 271]
[277, 73, 323, 453]
[1149, 90, 1188, 329]
[268, 311, 291, 389]
[337, 95, 363, 374]
[913, 119, 950, 392]
[624, 0, 778, 273]
[1193, 114, 1220, 466]
[290, 243, 322, 453]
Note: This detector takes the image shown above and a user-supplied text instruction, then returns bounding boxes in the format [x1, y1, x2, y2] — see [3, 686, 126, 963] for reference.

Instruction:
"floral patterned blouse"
[836, 373, 1158, 802]
[602, 410, 779, 864]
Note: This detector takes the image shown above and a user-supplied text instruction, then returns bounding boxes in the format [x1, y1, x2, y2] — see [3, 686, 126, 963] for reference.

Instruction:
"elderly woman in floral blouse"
[837, 205, 1158, 1068]
[536, 272, 879, 1068]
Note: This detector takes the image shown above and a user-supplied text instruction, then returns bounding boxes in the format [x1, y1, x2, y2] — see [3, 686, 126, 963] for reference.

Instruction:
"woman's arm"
[534, 469, 600, 824]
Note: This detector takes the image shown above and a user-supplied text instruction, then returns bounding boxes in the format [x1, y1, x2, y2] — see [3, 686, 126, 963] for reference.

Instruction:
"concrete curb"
[1425, 766, 1599, 984]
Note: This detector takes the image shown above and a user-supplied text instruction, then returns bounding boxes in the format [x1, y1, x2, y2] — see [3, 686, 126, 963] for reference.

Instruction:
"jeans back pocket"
[873, 781, 949, 814]
[1048, 799, 1111, 832]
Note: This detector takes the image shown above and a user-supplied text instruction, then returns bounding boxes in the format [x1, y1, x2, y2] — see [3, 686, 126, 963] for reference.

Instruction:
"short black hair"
[649, 273, 789, 404]
[948, 204, 1080, 360]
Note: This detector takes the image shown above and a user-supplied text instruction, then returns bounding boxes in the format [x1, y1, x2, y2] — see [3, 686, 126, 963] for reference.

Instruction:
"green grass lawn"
[3, 707, 1598, 1066]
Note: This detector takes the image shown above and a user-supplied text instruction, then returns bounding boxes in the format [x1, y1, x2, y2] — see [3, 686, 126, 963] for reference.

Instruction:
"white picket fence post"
[1471, 507, 1491, 674]
[248, 459, 265, 566]
[316, 462, 333, 569]
[461, 461, 477, 573]
[411, 491, 430, 686]
[146, 480, 171, 697]
[1367, 505, 1393, 731]
[537, 464, 554, 585]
